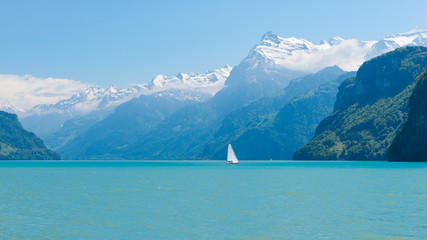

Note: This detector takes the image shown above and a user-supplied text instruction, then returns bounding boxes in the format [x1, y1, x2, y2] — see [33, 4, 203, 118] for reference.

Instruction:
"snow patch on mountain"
[0, 101, 25, 114]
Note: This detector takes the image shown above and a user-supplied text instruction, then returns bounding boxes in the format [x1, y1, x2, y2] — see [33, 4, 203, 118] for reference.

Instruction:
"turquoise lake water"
[0, 161, 426, 239]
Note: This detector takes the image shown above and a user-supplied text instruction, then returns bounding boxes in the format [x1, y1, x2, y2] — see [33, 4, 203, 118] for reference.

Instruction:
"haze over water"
[0, 161, 426, 239]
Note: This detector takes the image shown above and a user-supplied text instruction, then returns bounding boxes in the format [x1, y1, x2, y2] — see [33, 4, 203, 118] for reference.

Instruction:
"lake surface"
[0, 161, 426, 239]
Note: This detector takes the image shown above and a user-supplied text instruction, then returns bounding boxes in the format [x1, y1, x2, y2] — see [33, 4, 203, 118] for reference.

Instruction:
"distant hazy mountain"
[58, 93, 198, 159]
[0, 111, 59, 160]
[20, 66, 232, 138]
[199, 66, 352, 160]
[389, 68, 427, 161]
[294, 46, 427, 160]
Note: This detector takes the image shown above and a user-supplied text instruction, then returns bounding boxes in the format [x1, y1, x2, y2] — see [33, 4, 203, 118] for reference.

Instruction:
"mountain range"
[0, 28, 426, 160]
[20, 66, 232, 138]
[56, 28, 426, 160]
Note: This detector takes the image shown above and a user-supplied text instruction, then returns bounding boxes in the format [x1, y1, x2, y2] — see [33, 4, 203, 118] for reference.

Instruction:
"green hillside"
[294, 46, 427, 160]
[0, 111, 60, 160]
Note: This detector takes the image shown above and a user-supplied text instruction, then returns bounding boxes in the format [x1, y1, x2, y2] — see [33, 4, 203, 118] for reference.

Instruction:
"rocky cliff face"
[389, 68, 427, 161]
[335, 47, 427, 110]
[293, 47, 427, 160]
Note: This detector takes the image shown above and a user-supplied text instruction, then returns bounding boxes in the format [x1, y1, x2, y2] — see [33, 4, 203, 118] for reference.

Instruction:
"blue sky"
[0, 0, 426, 87]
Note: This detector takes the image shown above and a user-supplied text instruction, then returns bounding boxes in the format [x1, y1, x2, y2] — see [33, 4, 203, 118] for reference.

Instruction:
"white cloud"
[277, 39, 374, 72]
[0, 74, 90, 113]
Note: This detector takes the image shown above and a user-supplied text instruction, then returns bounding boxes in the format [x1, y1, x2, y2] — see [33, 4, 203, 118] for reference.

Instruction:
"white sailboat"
[226, 144, 239, 164]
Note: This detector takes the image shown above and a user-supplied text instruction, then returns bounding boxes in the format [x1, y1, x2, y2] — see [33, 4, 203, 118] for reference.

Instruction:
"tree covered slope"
[388, 68, 427, 161]
[293, 47, 427, 160]
[0, 111, 60, 160]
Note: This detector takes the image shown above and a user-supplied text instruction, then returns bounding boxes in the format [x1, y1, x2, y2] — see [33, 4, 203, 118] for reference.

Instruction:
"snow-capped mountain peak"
[327, 37, 345, 46]
[261, 31, 278, 40]
[365, 27, 427, 59]
[0, 101, 25, 114]
[105, 86, 118, 94]
[383, 27, 426, 45]
[241, 27, 426, 73]
[149, 75, 167, 88]
[388, 26, 425, 38]
[176, 72, 189, 80]
[257, 32, 318, 55]
[242, 31, 343, 71]
[144, 65, 232, 95]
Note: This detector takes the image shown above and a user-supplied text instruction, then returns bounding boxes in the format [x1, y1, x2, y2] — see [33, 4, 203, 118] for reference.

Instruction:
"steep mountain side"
[0, 111, 59, 160]
[43, 110, 112, 150]
[294, 47, 427, 160]
[212, 64, 305, 112]
[199, 67, 350, 159]
[122, 101, 220, 160]
[233, 77, 351, 160]
[335, 46, 427, 110]
[58, 93, 196, 159]
[389, 68, 427, 161]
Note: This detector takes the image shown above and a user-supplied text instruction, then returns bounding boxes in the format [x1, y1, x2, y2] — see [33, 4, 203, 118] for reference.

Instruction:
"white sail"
[227, 144, 239, 164]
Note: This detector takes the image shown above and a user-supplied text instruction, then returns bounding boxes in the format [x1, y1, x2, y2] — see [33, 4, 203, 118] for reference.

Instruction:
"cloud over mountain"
[0, 74, 89, 113]
[243, 27, 426, 73]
